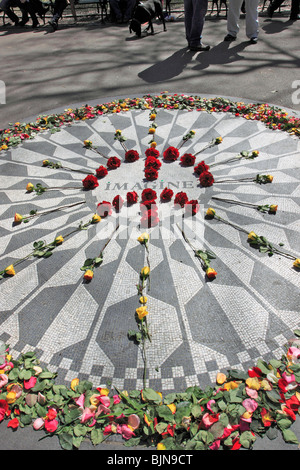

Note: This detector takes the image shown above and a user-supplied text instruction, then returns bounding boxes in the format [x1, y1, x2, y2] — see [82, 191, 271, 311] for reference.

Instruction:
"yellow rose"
[206, 208, 215, 217]
[1, 144, 8, 150]
[71, 378, 80, 391]
[54, 235, 64, 245]
[148, 127, 156, 134]
[269, 204, 278, 213]
[90, 394, 101, 407]
[293, 259, 300, 269]
[137, 232, 149, 244]
[84, 269, 94, 281]
[150, 141, 157, 148]
[14, 213, 23, 223]
[5, 265, 15, 276]
[245, 376, 261, 390]
[266, 175, 273, 182]
[216, 372, 227, 385]
[136, 306, 148, 320]
[140, 266, 150, 278]
[139, 296, 148, 304]
[150, 113, 156, 120]
[215, 136, 223, 144]
[26, 183, 34, 192]
[251, 150, 259, 157]
[157, 442, 166, 450]
[115, 129, 122, 135]
[248, 231, 258, 241]
[84, 139, 92, 147]
[206, 267, 217, 279]
[92, 214, 101, 223]
[42, 159, 49, 166]
[6, 391, 17, 404]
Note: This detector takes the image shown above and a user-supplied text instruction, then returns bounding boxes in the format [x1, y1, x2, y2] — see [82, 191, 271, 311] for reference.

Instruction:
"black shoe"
[19, 19, 29, 26]
[224, 34, 236, 41]
[249, 37, 258, 44]
[32, 21, 40, 29]
[48, 19, 58, 31]
[189, 44, 210, 51]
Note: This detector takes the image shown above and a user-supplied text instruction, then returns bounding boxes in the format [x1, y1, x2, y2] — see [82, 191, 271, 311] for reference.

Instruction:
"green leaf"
[58, 432, 74, 450]
[142, 388, 162, 404]
[277, 418, 292, 431]
[240, 430, 256, 449]
[282, 428, 299, 445]
[90, 428, 105, 445]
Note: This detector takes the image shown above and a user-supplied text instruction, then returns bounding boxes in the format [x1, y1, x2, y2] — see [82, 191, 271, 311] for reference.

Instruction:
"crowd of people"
[0, 0, 298, 36]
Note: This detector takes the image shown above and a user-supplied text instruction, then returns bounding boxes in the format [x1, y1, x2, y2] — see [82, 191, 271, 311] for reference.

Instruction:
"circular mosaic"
[0, 95, 299, 395]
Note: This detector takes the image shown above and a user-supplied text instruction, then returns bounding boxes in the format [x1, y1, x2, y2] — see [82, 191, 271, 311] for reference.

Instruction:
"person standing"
[184, 0, 210, 51]
[267, 0, 299, 21]
[224, 0, 259, 44]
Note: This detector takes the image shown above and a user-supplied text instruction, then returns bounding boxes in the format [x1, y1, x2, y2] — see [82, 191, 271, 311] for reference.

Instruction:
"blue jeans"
[184, 0, 208, 47]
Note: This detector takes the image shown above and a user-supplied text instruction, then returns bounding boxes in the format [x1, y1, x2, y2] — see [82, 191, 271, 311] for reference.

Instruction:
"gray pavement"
[0, 4, 300, 454]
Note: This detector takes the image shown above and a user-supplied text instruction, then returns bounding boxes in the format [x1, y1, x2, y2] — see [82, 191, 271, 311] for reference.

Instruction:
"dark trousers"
[51, 0, 68, 22]
[0, 0, 27, 23]
[271, 0, 299, 18]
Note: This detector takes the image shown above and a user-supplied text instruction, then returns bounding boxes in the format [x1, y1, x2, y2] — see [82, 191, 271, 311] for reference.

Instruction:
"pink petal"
[99, 396, 110, 408]
[207, 399, 215, 412]
[80, 407, 95, 423]
[242, 398, 258, 413]
[246, 387, 258, 399]
[75, 393, 85, 408]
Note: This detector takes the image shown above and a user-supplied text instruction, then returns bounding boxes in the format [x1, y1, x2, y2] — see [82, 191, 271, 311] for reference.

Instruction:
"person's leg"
[290, 0, 300, 19]
[0, 0, 21, 24]
[226, 0, 243, 39]
[49, 0, 67, 29]
[267, 0, 285, 17]
[109, 0, 122, 21]
[245, 0, 259, 39]
[123, 0, 135, 21]
[185, 0, 209, 49]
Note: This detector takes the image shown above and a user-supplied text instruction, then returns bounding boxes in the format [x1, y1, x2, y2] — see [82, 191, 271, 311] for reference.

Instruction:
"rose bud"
[84, 269, 94, 281]
[5, 265, 15, 276]
[42, 160, 49, 166]
[26, 183, 34, 192]
[248, 231, 258, 241]
[150, 141, 157, 148]
[54, 235, 64, 245]
[206, 208, 216, 218]
[206, 267, 217, 279]
[140, 266, 150, 278]
[215, 137, 223, 144]
[251, 150, 259, 157]
[83, 140, 92, 147]
[92, 214, 101, 223]
[266, 175, 273, 182]
[269, 204, 278, 213]
[293, 259, 300, 269]
[14, 213, 23, 223]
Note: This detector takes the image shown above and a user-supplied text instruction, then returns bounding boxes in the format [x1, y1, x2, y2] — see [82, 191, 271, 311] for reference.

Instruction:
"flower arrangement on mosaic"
[128, 233, 152, 388]
[206, 208, 299, 269]
[0, 213, 101, 279]
[80, 224, 120, 282]
[2, 331, 300, 450]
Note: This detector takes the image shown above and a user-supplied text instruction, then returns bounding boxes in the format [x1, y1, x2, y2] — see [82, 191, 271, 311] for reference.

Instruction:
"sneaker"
[224, 34, 236, 41]
[189, 44, 210, 51]
[250, 37, 258, 44]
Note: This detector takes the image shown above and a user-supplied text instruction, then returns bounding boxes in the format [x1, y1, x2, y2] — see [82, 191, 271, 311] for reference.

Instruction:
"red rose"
[145, 156, 162, 170]
[107, 156, 121, 169]
[95, 165, 108, 178]
[160, 187, 174, 202]
[144, 168, 158, 181]
[0, 400, 8, 422]
[194, 160, 209, 175]
[174, 191, 189, 208]
[125, 149, 139, 162]
[82, 174, 99, 189]
[185, 199, 199, 216]
[141, 188, 157, 203]
[97, 201, 112, 217]
[112, 195, 124, 212]
[145, 148, 160, 158]
[180, 153, 196, 167]
[140, 201, 158, 215]
[126, 191, 138, 204]
[163, 146, 179, 162]
[199, 171, 214, 187]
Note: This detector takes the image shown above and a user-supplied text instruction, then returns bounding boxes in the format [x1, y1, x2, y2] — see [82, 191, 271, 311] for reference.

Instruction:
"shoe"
[289, 14, 300, 20]
[189, 44, 210, 51]
[19, 19, 29, 26]
[224, 34, 236, 41]
[32, 22, 40, 29]
[48, 19, 58, 31]
[266, 5, 274, 18]
[250, 37, 258, 44]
